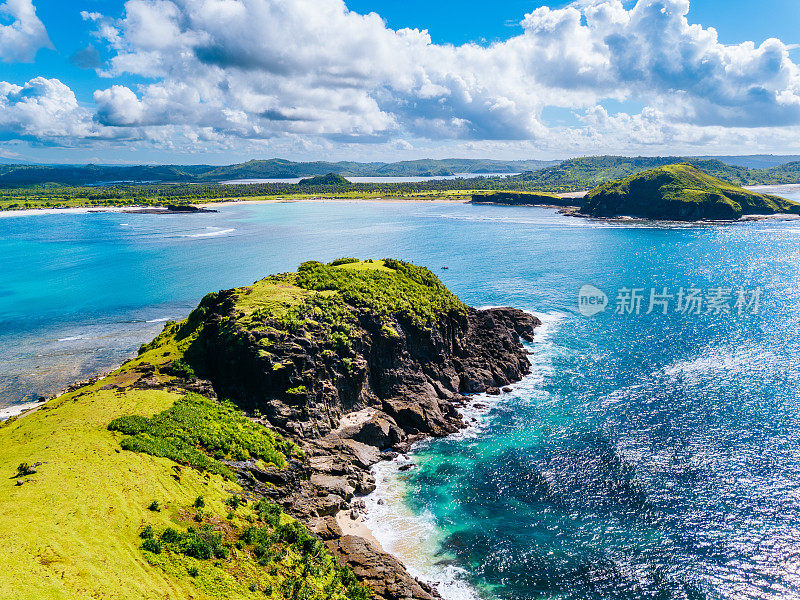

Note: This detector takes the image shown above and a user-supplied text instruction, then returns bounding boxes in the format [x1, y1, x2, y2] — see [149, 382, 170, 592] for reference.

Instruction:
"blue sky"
[1, 0, 800, 164]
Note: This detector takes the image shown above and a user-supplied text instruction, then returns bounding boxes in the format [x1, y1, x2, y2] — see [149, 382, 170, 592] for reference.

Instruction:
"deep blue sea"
[2, 196, 800, 599]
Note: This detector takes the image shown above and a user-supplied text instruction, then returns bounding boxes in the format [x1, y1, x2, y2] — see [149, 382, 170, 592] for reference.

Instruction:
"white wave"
[364, 459, 486, 600]
[145, 316, 173, 323]
[360, 310, 566, 599]
[182, 227, 236, 238]
[0, 400, 44, 421]
[57, 335, 84, 342]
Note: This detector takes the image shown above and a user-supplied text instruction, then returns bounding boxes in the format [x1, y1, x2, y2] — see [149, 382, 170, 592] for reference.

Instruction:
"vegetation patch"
[109, 393, 301, 480]
[293, 258, 466, 330]
[471, 190, 574, 206]
[140, 498, 370, 599]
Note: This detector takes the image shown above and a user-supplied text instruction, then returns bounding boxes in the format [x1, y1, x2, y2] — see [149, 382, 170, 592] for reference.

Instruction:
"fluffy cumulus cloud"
[0, 78, 97, 141]
[0, 0, 51, 63]
[6, 0, 800, 154]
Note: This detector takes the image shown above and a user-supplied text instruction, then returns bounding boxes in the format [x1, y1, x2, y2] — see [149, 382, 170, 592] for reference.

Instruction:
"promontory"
[579, 163, 800, 221]
[0, 258, 538, 600]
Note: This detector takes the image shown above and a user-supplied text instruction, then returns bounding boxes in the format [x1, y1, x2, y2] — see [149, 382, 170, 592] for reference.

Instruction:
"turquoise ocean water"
[2, 197, 800, 598]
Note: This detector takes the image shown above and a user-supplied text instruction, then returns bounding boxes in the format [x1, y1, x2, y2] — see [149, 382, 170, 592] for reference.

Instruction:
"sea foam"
[360, 310, 563, 599]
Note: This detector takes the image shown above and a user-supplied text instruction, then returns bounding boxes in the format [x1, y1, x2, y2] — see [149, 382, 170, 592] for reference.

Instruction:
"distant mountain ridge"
[0, 158, 556, 186]
[5, 155, 800, 189]
[512, 156, 800, 191]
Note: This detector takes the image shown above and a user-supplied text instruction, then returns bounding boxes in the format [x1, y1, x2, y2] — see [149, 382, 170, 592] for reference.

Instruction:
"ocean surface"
[2, 194, 800, 599]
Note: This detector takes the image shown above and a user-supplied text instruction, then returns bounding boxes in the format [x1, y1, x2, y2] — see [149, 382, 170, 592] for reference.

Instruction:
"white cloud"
[0, 0, 51, 63]
[6, 0, 800, 156]
[0, 78, 96, 141]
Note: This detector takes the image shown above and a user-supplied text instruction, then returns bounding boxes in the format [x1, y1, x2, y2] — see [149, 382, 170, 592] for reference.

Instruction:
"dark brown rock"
[326, 535, 439, 600]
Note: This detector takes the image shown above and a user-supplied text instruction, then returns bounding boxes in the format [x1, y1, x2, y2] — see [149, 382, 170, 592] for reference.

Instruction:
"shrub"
[329, 257, 359, 266]
[170, 359, 196, 379]
[108, 393, 300, 480]
[194, 495, 205, 509]
[148, 500, 161, 512]
[187, 566, 199, 578]
[225, 495, 242, 510]
[141, 538, 162, 554]
[15, 462, 36, 477]
[160, 527, 181, 544]
[140, 525, 154, 540]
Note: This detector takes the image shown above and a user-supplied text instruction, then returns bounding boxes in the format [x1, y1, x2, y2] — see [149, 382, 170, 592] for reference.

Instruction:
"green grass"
[0, 384, 237, 600]
[0, 348, 367, 599]
[109, 393, 301, 480]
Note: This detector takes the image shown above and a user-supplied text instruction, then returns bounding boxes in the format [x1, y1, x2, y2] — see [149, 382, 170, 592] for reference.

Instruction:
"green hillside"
[0, 258, 469, 600]
[514, 156, 765, 191]
[580, 163, 800, 221]
[297, 173, 352, 186]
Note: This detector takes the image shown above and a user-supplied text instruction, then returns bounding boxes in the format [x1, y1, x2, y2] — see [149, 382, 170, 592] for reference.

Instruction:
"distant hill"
[0, 158, 556, 187]
[297, 173, 351, 186]
[699, 155, 800, 169]
[580, 164, 800, 221]
[513, 156, 769, 191]
[0, 163, 215, 186]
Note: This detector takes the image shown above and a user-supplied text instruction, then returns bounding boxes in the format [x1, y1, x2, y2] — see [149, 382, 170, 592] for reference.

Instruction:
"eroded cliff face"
[174, 290, 538, 600]
[130, 260, 540, 600]
[190, 288, 536, 441]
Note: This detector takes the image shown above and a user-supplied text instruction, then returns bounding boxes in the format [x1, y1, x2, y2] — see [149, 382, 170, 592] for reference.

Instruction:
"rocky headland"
[578, 163, 800, 221]
[0, 258, 538, 600]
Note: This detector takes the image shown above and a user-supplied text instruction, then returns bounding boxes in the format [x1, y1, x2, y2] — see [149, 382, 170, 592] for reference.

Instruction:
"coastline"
[0, 197, 473, 217]
[0, 262, 542, 600]
[344, 310, 562, 600]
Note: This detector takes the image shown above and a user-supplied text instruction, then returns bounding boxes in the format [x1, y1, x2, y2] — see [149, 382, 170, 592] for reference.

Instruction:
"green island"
[4, 155, 800, 212]
[579, 163, 800, 221]
[0, 259, 537, 600]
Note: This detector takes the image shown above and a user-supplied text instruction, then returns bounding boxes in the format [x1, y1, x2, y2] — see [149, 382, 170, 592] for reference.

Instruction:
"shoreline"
[341, 310, 560, 600]
[0, 197, 473, 217]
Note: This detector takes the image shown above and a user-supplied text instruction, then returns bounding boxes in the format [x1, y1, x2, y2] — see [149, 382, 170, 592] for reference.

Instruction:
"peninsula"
[0, 259, 538, 600]
[578, 163, 800, 221]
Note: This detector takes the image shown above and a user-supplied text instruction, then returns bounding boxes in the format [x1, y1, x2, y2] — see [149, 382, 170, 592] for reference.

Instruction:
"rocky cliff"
[160, 260, 539, 599]
[0, 259, 538, 600]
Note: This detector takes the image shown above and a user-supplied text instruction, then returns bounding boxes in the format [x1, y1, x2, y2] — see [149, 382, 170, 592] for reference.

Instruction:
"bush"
[169, 359, 196, 379]
[140, 525, 154, 540]
[148, 500, 161, 512]
[329, 257, 359, 266]
[194, 495, 205, 509]
[141, 538, 162, 554]
[15, 462, 36, 477]
[108, 393, 300, 480]
[225, 495, 243, 510]
[187, 566, 199, 578]
[160, 527, 181, 544]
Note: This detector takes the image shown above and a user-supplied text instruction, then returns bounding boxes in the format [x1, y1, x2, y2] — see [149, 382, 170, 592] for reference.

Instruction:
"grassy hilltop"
[580, 163, 800, 221]
[0, 259, 472, 600]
